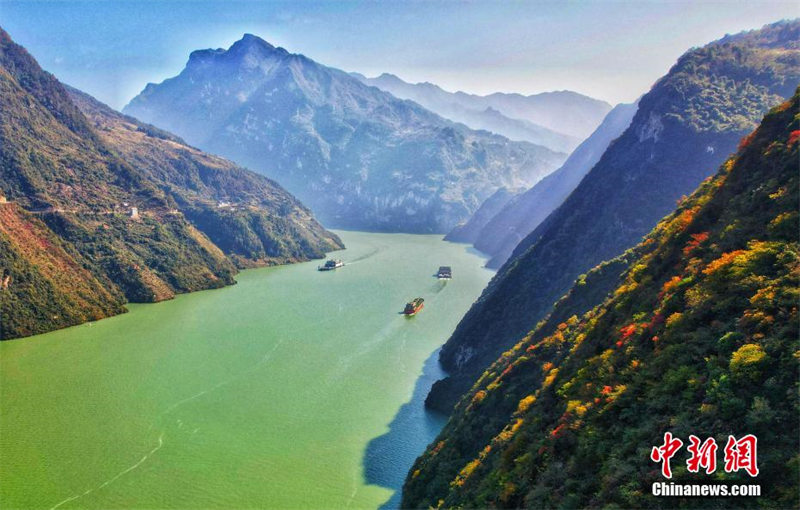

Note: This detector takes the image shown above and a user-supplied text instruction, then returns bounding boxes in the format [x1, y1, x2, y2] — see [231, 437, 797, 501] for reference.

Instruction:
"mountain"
[467, 101, 639, 268]
[404, 87, 800, 510]
[358, 72, 611, 144]
[0, 28, 341, 340]
[425, 20, 800, 413]
[444, 187, 523, 244]
[68, 87, 342, 267]
[123, 35, 566, 233]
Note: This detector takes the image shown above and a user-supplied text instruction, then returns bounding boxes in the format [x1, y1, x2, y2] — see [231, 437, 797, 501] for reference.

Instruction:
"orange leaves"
[660, 276, 682, 299]
[703, 250, 747, 275]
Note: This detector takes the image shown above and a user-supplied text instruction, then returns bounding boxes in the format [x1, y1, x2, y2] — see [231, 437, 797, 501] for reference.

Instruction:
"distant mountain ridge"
[357, 72, 610, 151]
[0, 28, 341, 340]
[123, 35, 567, 233]
[463, 101, 639, 268]
[425, 20, 800, 412]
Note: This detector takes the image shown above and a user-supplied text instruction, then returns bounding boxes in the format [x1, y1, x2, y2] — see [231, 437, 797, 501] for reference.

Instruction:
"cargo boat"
[436, 266, 452, 280]
[403, 298, 424, 316]
[318, 259, 344, 271]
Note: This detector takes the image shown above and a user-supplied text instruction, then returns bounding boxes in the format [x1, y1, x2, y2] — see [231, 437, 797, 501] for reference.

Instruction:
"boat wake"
[50, 433, 164, 510]
[345, 247, 382, 265]
[49, 318, 319, 509]
[430, 280, 447, 294]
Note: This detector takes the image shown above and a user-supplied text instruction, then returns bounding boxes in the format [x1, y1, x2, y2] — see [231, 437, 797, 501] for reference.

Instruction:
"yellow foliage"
[730, 343, 768, 379]
[666, 312, 683, 328]
[542, 367, 559, 388]
[566, 399, 589, 417]
[517, 395, 536, 414]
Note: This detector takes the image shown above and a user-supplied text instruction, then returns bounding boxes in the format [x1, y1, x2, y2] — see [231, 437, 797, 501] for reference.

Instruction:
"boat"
[403, 297, 424, 316]
[318, 259, 344, 271]
[436, 266, 452, 280]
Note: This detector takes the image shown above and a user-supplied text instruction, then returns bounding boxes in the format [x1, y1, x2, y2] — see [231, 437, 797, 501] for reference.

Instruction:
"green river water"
[0, 231, 494, 509]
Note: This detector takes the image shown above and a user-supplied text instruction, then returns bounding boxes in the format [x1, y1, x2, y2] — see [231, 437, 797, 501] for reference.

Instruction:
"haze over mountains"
[123, 35, 572, 233]
[453, 101, 639, 266]
[356, 72, 611, 152]
[425, 20, 800, 413]
[0, 29, 341, 339]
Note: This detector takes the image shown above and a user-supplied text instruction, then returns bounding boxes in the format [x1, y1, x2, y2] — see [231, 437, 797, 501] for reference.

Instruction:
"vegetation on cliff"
[427, 21, 800, 413]
[403, 89, 799, 509]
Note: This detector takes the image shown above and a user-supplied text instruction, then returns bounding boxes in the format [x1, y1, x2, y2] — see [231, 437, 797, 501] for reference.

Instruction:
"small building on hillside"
[130, 207, 139, 219]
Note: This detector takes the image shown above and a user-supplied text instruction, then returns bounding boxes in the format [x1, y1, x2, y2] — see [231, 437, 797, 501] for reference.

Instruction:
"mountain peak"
[187, 33, 287, 70]
[227, 33, 288, 61]
[232, 33, 276, 51]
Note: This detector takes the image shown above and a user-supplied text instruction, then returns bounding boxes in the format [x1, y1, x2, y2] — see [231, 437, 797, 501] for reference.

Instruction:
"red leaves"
[683, 231, 709, 256]
[738, 131, 756, 151]
[620, 324, 638, 340]
[788, 130, 800, 146]
[649, 312, 665, 331]
[550, 423, 567, 438]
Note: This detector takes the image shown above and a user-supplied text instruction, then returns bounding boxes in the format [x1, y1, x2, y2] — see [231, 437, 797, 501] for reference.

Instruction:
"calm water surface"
[0, 231, 493, 509]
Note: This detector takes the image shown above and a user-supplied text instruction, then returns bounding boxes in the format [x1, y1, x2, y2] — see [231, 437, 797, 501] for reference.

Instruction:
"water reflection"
[363, 349, 449, 510]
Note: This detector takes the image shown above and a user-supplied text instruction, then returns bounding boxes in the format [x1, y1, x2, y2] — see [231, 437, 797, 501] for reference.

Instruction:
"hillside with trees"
[404, 87, 799, 510]
[426, 21, 800, 413]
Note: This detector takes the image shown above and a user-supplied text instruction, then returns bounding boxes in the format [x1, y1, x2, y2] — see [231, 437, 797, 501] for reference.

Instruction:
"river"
[0, 231, 494, 509]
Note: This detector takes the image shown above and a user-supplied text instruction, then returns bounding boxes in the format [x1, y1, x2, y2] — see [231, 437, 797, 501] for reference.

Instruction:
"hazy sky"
[2, 0, 797, 109]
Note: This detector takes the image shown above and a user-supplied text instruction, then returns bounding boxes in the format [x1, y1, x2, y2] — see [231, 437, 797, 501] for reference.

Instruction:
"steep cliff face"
[0, 29, 340, 339]
[445, 187, 523, 244]
[426, 21, 800, 412]
[405, 88, 799, 510]
[470, 102, 638, 268]
[124, 34, 566, 233]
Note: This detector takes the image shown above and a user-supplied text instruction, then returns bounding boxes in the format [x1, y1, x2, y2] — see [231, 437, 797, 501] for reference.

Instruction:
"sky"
[1, 0, 797, 109]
